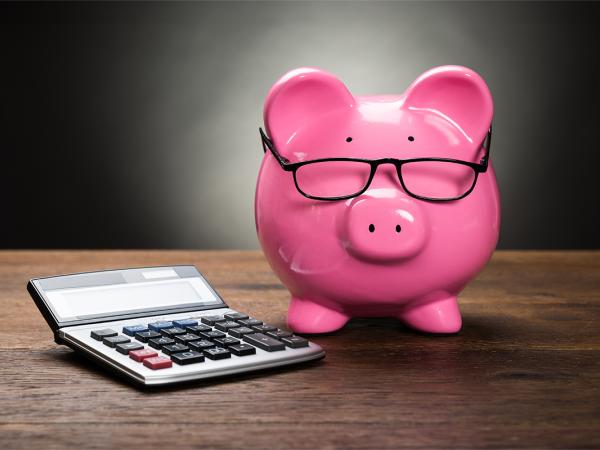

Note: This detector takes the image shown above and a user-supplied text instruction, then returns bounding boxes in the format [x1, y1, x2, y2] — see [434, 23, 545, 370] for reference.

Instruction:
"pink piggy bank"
[255, 66, 500, 334]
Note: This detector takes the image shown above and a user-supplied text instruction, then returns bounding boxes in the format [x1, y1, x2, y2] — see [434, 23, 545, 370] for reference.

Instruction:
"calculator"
[27, 266, 325, 386]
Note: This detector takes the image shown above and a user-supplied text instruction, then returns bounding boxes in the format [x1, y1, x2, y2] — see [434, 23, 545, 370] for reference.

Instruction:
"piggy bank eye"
[346, 137, 353, 142]
[408, 136, 415, 142]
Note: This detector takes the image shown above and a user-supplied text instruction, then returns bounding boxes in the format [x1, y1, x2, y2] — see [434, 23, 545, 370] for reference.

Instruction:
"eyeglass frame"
[259, 126, 493, 202]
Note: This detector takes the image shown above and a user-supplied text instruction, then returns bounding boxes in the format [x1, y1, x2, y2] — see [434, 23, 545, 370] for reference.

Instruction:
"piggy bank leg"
[287, 297, 349, 334]
[400, 295, 462, 334]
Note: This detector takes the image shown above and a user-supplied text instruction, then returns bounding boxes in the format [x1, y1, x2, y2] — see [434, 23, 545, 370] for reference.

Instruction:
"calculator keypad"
[143, 356, 172, 370]
[200, 315, 226, 326]
[148, 337, 176, 349]
[160, 327, 186, 337]
[148, 321, 174, 331]
[122, 325, 148, 336]
[172, 319, 198, 329]
[92, 311, 311, 371]
[103, 335, 131, 348]
[129, 348, 158, 362]
[116, 342, 144, 354]
[171, 351, 204, 365]
[204, 347, 231, 360]
[134, 330, 161, 342]
[90, 329, 118, 341]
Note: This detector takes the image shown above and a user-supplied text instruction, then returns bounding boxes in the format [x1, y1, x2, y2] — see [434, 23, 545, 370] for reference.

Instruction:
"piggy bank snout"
[343, 196, 427, 262]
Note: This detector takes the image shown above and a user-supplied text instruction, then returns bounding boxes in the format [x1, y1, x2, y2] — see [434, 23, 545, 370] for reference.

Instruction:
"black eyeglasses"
[259, 126, 492, 202]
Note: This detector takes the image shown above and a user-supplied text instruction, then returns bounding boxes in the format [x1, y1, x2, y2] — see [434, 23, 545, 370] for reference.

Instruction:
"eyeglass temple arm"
[478, 126, 493, 172]
[259, 128, 290, 168]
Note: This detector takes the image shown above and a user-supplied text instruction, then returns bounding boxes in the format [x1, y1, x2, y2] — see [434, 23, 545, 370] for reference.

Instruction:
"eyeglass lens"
[294, 160, 477, 200]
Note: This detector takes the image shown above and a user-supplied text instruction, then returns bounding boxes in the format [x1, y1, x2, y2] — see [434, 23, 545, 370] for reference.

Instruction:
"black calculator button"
[228, 327, 254, 338]
[171, 351, 205, 365]
[224, 312, 249, 321]
[134, 330, 161, 343]
[238, 318, 263, 327]
[199, 330, 226, 341]
[189, 340, 215, 351]
[243, 333, 285, 352]
[213, 337, 240, 347]
[266, 329, 294, 340]
[229, 344, 256, 356]
[186, 324, 211, 334]
[148, 337, 176, 349]
[281, 336, 309, 348]
[203, 347, 231, 360]
[201, 315, 226, 326]
[162, 343, 190, 355]
[91, 329, 117, 341]
[103, 335, 131, 348]
[115, 342, 144, 355]
[161, 327, 186, 337]
[214, 321, 241, 332]
[251, 324, 277, 333]
[175, 333, 201, 344]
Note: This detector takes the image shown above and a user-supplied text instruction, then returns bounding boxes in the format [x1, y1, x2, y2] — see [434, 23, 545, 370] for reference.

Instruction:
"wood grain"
[1, 250, 599, 449]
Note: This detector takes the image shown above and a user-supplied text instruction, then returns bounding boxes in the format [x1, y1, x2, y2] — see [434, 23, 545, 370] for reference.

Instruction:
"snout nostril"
[368, 224, 375, 233]
[395, 225, 401, 233]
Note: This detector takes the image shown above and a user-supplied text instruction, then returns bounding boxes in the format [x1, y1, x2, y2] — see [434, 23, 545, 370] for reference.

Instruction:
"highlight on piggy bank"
[255, 66, 500, 335]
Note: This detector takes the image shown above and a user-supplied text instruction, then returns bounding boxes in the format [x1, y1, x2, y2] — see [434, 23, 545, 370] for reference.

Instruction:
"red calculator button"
[129, 349, 158, 362]
[143, 356, 172, 370]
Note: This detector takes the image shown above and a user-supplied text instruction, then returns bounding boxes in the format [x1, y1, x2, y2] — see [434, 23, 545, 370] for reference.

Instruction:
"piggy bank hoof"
[400, 296, 462, 334]
[287, 297, 349, 334]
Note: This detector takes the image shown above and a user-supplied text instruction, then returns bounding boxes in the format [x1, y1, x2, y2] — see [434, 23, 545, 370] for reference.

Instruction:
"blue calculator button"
[148, 321, 173, 331]
[122, 325, 148, 336]
[173, 319, 198, 328]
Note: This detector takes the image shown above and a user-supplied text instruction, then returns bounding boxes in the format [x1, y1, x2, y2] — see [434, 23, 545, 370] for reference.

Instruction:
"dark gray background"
[3, 1, 599, 249]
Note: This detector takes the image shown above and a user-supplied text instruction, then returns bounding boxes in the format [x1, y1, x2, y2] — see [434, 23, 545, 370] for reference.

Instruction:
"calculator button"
[103, 335, 131, 348]
[90, 329, 117, 341]
[172, 318, 198, 329]
[281, 336, 309, 348]
[148, 321, 173, 332]
[189, 340, 215, 351]
[224, 312, 249, 321]
[238, 318, 263, 327]
[228, 327, 255, 338]
[175, 333, 201, 344]
[229, 344, 256, 356]
[186, 324, 212, 334]
[243, 333, 285, 352]
[116, 342, 144, 355]
[129, 349, 158, 362]
[213, 337, 240, 347]
[148, 337, 176, 349]
[122, 325, 148, 336]
[161, 327, 186, 337]
[171, 351, 205, 365]
[266, 329, 293, 340]
[134, 330, 161, 342]
[203, 347, 231, 360]
[251, 324, 277, 333]
[201, 315, 226, 326]
[199, 330, 226, 341]
[214, 321, 241, 332]
[162, 343, 190, 355]
[143, 356, 172, 370]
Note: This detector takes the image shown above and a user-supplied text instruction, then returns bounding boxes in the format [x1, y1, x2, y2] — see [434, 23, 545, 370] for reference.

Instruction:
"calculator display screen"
[38, 270, 223, 322]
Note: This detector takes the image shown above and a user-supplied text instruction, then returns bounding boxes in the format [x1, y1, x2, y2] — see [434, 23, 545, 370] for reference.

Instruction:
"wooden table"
[1, 251, 599, 449]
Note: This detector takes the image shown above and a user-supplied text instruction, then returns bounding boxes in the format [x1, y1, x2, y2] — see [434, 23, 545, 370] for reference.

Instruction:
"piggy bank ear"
[403, 66, 493, 146]
[264, 68, 355, 147]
